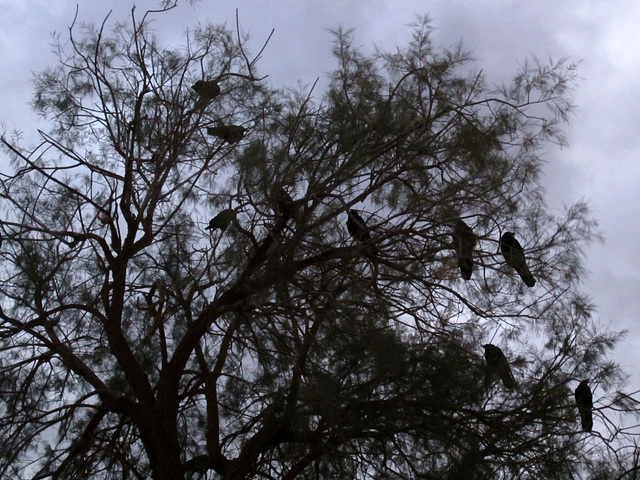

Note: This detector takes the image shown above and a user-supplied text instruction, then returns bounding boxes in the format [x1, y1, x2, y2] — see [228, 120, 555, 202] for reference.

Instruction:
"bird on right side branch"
[499, 231, 536, 287]
[575, 380, 593, 432]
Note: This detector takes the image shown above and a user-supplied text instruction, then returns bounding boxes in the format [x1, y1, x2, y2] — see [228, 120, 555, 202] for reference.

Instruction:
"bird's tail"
[579, 408, 593, 432]
[458, 257, 473, 280]
[501, 364, 517, 389]
[516, 265, 536, 287]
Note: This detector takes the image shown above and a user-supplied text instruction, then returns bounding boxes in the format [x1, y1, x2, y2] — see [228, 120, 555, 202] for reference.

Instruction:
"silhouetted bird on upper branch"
[346, 210, 378, 256]
[575, 380, 593, 432]
[274, 187, 296, 220]
[500, 232, 535, 287]
[483, 344, 516, 390]
[207, 124, 246, 144]
[205, 208, 236, 233]
[452, 219, 477, 280]
[192, 80, 220, 105]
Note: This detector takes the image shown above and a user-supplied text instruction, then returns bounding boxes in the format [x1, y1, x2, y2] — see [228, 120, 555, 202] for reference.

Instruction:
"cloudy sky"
[1, 1, 640, 388]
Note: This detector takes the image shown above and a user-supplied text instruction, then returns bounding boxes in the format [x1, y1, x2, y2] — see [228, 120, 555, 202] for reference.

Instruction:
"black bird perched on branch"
[575, 380, 593, 432]
[192, 80, 220, 105]
[483, 344, 516, 389]
[206, 124, 246, 144]
[500, 232, 535, 287]
[346, 210, 378, 256]
[275, 187, 295, 220]
[205, 208, 236, 233]
[452, 219, 477, 280]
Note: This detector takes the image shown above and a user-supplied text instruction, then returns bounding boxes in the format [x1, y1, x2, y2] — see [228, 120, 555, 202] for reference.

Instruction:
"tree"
[1, 6, 639, 480]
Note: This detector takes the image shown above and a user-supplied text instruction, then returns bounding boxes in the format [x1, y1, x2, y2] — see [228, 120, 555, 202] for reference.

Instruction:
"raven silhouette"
[346, 210, 378, 256]
[275, 188, 295, 220]
[205, 209, 236, 233]
[483, 344, 516, 389]
[575, 380, 593, 432]
[192, 80, 220, 104]
[452, 219, 477, 280]
[206, 125, 246, 144]
[500, 232, 535, 287]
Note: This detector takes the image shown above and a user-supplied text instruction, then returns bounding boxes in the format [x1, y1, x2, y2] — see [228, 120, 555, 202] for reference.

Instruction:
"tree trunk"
[138, 404, 184, 480]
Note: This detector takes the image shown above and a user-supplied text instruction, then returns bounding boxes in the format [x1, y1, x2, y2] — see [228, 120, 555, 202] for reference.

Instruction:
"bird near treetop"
[206, 124, 246, 144]
[346, 209, 378, 256]
[575, 380, 593, 432]
[192, 80, 220, 104]
[500, 231, 535, 287]
[483, 344, 516, 390]
[452, 219, 477, 281]
[205, 208, 236, 233]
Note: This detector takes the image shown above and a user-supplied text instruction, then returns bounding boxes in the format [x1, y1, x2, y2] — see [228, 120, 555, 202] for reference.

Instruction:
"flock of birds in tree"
[193, 79, 593, 433]
[450, 219, 591, 430]
[192, 80, 246, 144]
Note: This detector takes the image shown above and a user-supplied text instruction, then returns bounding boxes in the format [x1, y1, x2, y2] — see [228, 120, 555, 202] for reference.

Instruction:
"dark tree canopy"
[1, 6, 640, 480]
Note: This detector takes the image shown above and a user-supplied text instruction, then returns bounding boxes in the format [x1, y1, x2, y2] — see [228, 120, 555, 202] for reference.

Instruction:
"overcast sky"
[2, 0, 640, 390]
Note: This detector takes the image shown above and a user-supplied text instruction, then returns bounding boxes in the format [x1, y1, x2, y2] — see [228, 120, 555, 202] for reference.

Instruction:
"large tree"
[1, 6, 638, 480]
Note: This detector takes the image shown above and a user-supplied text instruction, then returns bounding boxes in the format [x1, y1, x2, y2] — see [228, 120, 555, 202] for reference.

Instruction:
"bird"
[483, 344, 516, 389]
[575, 380, 593, 432]
[346, 210, 370, 242]
[206, 124, 246, 144]
[347, 210, 378, 255]
[500, 232, 535, 287]
[346, 210, 378, 256]
[205, 208, 236, 233]
[274, 187, 295, 220]
[452, 219, 477, 280]
[191, 80, 220, 104]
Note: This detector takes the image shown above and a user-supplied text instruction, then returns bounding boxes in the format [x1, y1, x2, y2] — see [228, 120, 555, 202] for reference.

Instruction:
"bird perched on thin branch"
[274, 187, 295, 220]
[452, 219, 477, 280]
[483, 344, 516, 389]
[206, 124, 246, 144]
[575, 380, 593, 432]
[346, 210, 378, 256]
[205, 208, 236, 233]
[192, 80, 220, 105]
[500, 232, 535, 287]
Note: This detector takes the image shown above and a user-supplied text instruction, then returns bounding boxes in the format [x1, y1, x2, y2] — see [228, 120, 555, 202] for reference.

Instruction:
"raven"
[192, 80, 220, 104]
[346, 210, 378, 256]
[483, 344, 516, 389]
[500, 232, 535, 287]
[575, 380, 593, 432]
[205, 209, 236, 233]
[452, 219, 477, 280]
[275, 188, 295, 220]
[206, 125, 246, 144]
